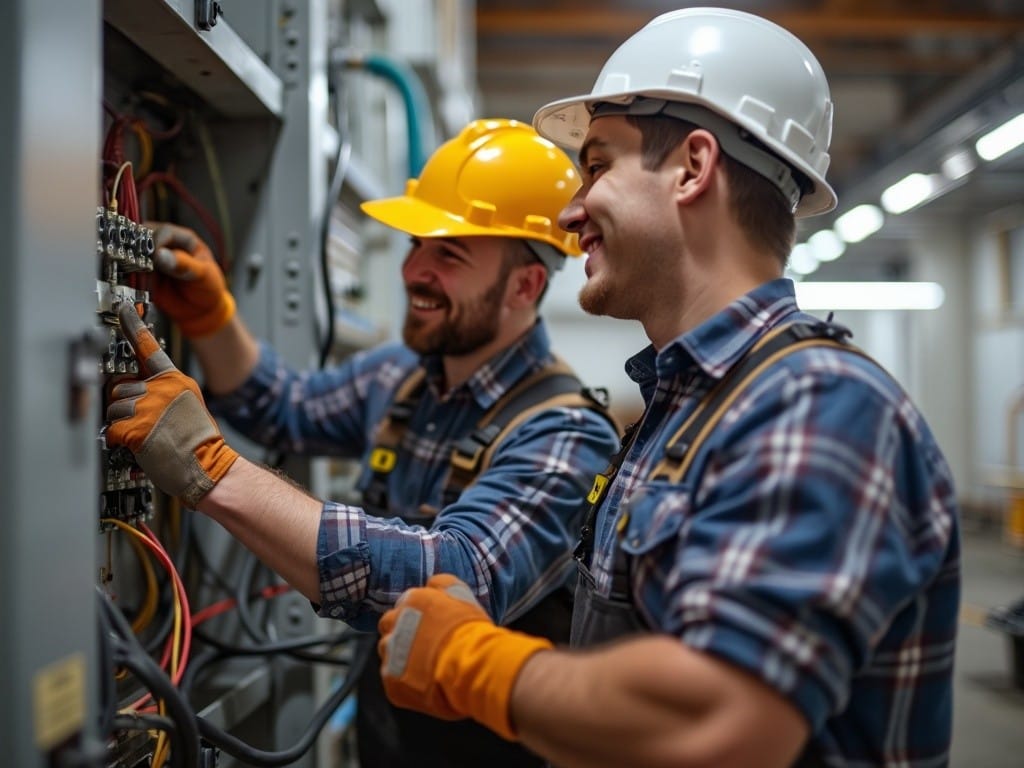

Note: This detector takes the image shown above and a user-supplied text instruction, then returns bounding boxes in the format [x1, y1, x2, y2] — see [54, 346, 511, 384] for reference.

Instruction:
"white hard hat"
[533, 8, 836, 217]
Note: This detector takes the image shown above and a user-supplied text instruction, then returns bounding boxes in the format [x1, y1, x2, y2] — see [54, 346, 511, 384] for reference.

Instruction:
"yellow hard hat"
[361, 119, 582, 261]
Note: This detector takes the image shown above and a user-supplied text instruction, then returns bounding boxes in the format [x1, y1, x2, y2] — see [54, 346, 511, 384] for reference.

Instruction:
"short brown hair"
[625, 114, 796, 266]
[503, 238, 550, 306]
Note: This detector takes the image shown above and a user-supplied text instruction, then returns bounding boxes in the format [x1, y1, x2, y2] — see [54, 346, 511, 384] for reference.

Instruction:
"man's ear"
[673, 128, 720, 205]
[506, 261, 548, 308]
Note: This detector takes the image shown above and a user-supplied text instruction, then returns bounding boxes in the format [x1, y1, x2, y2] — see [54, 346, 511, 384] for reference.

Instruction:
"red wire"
[191, 584, 293, 627]
[136, 171, 227, 267]
[124, 523, 192, 711]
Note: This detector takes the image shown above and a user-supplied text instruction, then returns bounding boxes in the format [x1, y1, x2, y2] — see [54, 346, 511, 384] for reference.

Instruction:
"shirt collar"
[625, 278, 804, 392]
[421, 319, 553, 410]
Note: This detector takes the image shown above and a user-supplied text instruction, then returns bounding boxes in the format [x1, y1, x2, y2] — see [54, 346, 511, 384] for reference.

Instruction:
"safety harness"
[363, 357, 619, 515]
[575, 319, 871, 576]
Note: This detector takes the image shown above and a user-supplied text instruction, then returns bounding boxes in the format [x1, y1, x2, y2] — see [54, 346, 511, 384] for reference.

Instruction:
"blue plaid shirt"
[594, 279, 960, 767]
[207, 320, 619, 632]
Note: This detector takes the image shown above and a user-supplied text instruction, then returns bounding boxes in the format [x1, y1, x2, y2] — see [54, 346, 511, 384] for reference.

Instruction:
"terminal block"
[96, 205, 158, 528]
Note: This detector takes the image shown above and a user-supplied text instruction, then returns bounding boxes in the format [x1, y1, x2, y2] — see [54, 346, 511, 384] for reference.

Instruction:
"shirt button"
[426, 423, 436, 432]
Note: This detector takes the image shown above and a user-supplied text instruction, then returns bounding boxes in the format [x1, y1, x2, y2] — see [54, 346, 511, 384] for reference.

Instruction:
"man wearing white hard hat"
[378, 9, 960, 768]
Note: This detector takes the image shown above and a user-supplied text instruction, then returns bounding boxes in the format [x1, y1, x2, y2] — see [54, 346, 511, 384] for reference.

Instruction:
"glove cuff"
[181, 291, 236, 339]
[439, 622, 554, 741]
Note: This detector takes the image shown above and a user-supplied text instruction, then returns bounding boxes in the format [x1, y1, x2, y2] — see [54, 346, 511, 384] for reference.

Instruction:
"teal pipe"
[359, 53, 432, 178]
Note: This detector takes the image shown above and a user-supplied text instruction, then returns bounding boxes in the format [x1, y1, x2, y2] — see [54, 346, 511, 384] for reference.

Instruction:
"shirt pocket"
[617, 481, 691, 559]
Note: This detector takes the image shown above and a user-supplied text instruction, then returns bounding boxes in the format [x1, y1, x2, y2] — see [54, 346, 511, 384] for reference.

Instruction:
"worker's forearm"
[187, 313, 260, 395]
[510, 635, 808, 768]
[197, 456, 323, 602]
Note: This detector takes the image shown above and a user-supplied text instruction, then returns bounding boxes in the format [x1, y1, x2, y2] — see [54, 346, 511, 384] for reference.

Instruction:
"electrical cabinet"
[0, 1, 392, 766]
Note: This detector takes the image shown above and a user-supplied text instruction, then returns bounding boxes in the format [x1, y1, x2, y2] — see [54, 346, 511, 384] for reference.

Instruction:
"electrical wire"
[136, 172, 226, 266]
[124, 531, 160, 635]
[101, 519, 192, 692]
[97, 587, 200, 768]
[317, 61, 354, 369]
[194, 634, 370, 767]
[193, 114, 235, 276]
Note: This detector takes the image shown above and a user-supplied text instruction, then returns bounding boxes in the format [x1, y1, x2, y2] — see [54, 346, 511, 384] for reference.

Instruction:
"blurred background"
[2, 1, 1022, 766]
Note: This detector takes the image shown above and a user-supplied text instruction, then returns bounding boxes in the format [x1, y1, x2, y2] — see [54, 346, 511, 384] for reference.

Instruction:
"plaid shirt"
[208, 320, 619, 632]
[593, 279, 960, 767]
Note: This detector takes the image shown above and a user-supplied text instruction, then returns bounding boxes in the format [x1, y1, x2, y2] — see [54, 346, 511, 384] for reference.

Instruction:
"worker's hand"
[378, 574, 553, 740]
[106, 302, 239, 508]
[148, 222, 235, 338]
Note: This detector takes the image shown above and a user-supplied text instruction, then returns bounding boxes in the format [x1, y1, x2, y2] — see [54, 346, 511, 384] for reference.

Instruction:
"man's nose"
[558, 189, 587, 233]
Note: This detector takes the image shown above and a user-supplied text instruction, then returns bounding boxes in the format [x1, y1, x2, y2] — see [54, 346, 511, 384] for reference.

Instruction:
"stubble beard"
[402, 271, 507, 357]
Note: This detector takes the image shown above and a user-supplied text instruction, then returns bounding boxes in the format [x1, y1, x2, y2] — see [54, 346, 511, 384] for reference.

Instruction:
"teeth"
[411, 298, 442, 310]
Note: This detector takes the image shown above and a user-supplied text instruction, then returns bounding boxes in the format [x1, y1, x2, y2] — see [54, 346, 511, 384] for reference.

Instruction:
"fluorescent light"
[795, 281, 945, 311]
[941, 149, 975, 180]
[834, 204, 884, 243]
[788, 243, 819, 275]
[975, 113, 1024, 161]
[881, 173, 938, 214]
[808, 229, 845, 262]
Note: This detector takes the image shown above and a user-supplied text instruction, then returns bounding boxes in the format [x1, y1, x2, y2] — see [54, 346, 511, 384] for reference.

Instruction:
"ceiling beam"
[476, 9, 1024, 39]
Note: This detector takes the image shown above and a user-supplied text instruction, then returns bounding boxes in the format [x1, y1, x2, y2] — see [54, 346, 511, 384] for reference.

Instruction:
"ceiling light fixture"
[834, 204, 884, 243]
[808, 229, 845, 262]
[795, 281, 945, 311]
[788, 242, 819, 275]
[941, 149, 976, 180]
[881, 172, 939, 214]
[975, 113, 1024, 161]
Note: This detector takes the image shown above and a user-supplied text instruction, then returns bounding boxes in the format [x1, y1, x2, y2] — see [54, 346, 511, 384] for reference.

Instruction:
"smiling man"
[105, 118, 619, 767]
[375, 10, 960, 768]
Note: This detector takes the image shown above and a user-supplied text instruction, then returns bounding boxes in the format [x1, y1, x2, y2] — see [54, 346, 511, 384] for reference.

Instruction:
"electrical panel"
[3, 0, 469, 765]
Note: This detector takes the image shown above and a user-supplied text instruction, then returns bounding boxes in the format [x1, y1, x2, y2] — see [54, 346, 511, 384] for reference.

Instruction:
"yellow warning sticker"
[33, 653, 85, 750]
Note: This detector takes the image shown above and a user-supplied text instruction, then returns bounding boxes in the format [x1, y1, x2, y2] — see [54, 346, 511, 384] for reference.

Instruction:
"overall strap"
[649, 320, 861, 484]
[363, 358, 619, 516]
[578, 320, 862, 581]
[441, 356, 617, 508]
[604, 320, 861, 597]
[362, 368, 427, 511]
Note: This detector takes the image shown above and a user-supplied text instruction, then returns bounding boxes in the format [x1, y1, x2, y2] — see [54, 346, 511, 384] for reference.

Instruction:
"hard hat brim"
[361, 195, 582, 256]
[534, 94, 837, 218]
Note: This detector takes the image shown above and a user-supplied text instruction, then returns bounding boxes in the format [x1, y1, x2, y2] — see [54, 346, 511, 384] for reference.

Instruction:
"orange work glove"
[378, 574, 553, 741]
[149, 222, 235, 338]
[105, 302, 239, 507]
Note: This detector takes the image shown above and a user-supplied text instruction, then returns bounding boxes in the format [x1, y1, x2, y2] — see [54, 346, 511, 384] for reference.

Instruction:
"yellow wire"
[125, 533, 159, 635]
[101, 519, 183, 680]
[130, 123, 154, 178]
[103, 518, 183, 767]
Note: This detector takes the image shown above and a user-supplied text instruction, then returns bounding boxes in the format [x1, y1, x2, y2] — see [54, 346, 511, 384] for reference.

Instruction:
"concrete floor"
[952, 524, 1024, 767]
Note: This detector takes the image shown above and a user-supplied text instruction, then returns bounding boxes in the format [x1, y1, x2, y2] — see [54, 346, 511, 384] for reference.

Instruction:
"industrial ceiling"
[474, 1, 1024, 273]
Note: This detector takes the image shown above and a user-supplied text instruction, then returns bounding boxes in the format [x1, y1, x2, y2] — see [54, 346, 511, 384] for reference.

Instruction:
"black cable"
[111, 712, 179, 736]
[97, 587, 201, 768]
[195, 632, 372, 767]
[234, 550, 269, 643]
[318, 61, 353, 369]
[191, 623, 352, 659]
[96, 601, 118, 739]
[185, 515, 236, 598]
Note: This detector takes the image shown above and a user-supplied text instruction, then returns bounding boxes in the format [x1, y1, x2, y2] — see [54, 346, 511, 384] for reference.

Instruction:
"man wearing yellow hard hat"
[104, 119, 620, 766]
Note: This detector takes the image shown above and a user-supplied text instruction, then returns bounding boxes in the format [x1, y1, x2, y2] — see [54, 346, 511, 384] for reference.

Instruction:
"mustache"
[406, 284, 448, 305]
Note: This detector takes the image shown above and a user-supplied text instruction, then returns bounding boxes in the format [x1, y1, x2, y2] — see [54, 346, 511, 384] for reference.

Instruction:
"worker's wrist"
[437, 621, 554, 740]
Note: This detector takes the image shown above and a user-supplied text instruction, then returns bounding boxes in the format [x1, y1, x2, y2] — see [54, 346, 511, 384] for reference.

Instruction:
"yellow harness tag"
[587, 473, 609, 505]
[369, 448, 397, 473]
